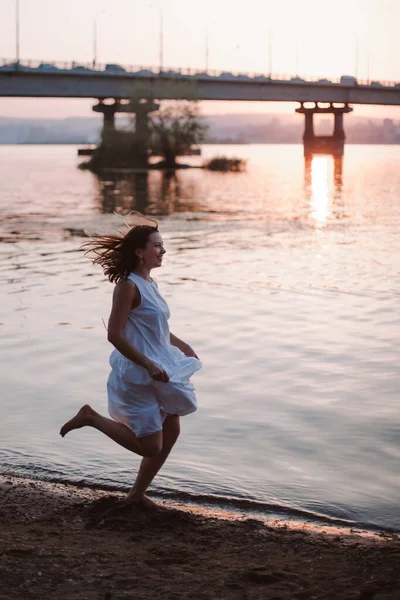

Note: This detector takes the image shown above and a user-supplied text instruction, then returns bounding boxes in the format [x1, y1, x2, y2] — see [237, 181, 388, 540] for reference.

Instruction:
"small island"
[79, 93, 245, 174]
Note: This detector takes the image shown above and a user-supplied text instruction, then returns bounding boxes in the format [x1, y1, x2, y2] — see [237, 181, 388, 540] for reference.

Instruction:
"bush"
[203, 156, 246, 172]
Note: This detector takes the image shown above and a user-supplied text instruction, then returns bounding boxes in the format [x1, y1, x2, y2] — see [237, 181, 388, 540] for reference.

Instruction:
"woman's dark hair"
[83, 224, 158, 283]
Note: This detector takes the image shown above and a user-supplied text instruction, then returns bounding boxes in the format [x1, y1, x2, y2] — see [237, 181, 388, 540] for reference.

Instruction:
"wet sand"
[0, 474, 399, 600]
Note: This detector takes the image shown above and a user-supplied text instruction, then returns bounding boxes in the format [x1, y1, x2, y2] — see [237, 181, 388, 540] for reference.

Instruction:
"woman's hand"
[145, 360, 169, 383]
[170, 333, 199, 359]
[181, 343, 199, 359]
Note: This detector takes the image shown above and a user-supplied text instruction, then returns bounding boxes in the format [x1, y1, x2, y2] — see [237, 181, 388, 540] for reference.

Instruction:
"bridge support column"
[333, 112, 345, 140]
[304, 112, 314, 140]
[93, 100, 119, 141]
[127, 99, 160, 168]
[296, 103, 353, 157]
[91, 98, 160, 169]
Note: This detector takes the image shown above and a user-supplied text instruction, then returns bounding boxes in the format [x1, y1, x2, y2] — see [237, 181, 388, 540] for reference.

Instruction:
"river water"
[0, 143, 399, 531]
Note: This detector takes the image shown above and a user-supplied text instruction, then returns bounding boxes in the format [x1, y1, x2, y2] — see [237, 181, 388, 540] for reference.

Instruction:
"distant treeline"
[0, 114, 399, 145]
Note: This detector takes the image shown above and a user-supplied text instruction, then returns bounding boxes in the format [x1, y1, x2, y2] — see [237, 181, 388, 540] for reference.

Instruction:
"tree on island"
[149, 99, 208, 169]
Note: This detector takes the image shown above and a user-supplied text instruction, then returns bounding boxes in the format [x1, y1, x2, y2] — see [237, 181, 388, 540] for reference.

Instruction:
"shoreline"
[1, 474, 399, 600]
[2, 469, 397, 538]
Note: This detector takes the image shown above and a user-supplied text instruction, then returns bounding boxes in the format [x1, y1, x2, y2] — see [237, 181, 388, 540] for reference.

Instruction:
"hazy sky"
[0, 0, 399, 119]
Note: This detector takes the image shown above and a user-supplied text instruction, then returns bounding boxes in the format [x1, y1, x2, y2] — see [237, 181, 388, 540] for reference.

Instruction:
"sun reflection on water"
[309, 156, 331, 227]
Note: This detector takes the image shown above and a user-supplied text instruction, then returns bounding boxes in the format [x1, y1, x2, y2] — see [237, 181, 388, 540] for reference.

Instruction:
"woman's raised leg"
[126, 414, 180, 506]
[59, 404, 162, 458]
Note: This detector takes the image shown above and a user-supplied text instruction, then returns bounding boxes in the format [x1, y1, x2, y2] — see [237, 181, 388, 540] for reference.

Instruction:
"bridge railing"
[1, 58, 399, 89]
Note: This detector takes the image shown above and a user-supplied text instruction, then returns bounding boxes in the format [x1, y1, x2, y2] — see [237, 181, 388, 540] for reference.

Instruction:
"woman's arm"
[107, 280, 169, 382]
[170, 332, 199, 359]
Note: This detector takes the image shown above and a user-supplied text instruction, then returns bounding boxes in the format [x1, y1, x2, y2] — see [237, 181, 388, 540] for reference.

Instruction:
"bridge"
[1, 58, 400, 104]
[2, 58, 400, 156]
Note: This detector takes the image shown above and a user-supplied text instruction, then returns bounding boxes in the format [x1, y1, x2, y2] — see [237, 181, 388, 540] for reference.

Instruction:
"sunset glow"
[0, 0, 399, 119]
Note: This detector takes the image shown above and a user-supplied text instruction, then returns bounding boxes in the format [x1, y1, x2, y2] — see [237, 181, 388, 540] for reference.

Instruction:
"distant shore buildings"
[0, 114, 400, 145]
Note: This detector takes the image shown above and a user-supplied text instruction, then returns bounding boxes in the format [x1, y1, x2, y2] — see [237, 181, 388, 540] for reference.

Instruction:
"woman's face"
[138, 232, 166, 269]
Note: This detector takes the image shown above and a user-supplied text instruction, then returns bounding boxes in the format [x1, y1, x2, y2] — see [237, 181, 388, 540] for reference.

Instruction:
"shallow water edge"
[2, 469, 399, 536]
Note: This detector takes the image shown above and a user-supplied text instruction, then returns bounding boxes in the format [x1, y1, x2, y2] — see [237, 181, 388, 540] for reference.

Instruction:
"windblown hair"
[83, 223, 158, 284]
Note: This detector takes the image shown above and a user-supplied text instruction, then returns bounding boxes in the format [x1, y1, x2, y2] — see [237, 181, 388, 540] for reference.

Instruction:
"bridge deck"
[1, 60, 399, 105]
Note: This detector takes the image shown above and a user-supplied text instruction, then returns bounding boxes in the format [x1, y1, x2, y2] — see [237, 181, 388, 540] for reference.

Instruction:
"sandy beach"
[0, 474, 399, 600]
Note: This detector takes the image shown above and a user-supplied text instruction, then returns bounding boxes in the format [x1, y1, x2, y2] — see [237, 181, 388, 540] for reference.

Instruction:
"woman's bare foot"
[60, 404, 94, 438]
[125, 493, 160, 510]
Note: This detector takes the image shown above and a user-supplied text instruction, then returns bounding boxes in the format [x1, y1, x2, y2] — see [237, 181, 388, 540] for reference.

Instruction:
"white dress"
[107, 273, 202, 438]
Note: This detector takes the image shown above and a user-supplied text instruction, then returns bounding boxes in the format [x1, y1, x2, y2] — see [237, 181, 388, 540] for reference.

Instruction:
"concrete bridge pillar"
[333, 112, 345, 140]
[92, 100, 120, 141]
[127, 99, 160, 168]
[304, 112, 315, 139]
[296, 102, 353, 156]
[92, 97, 160, 169]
